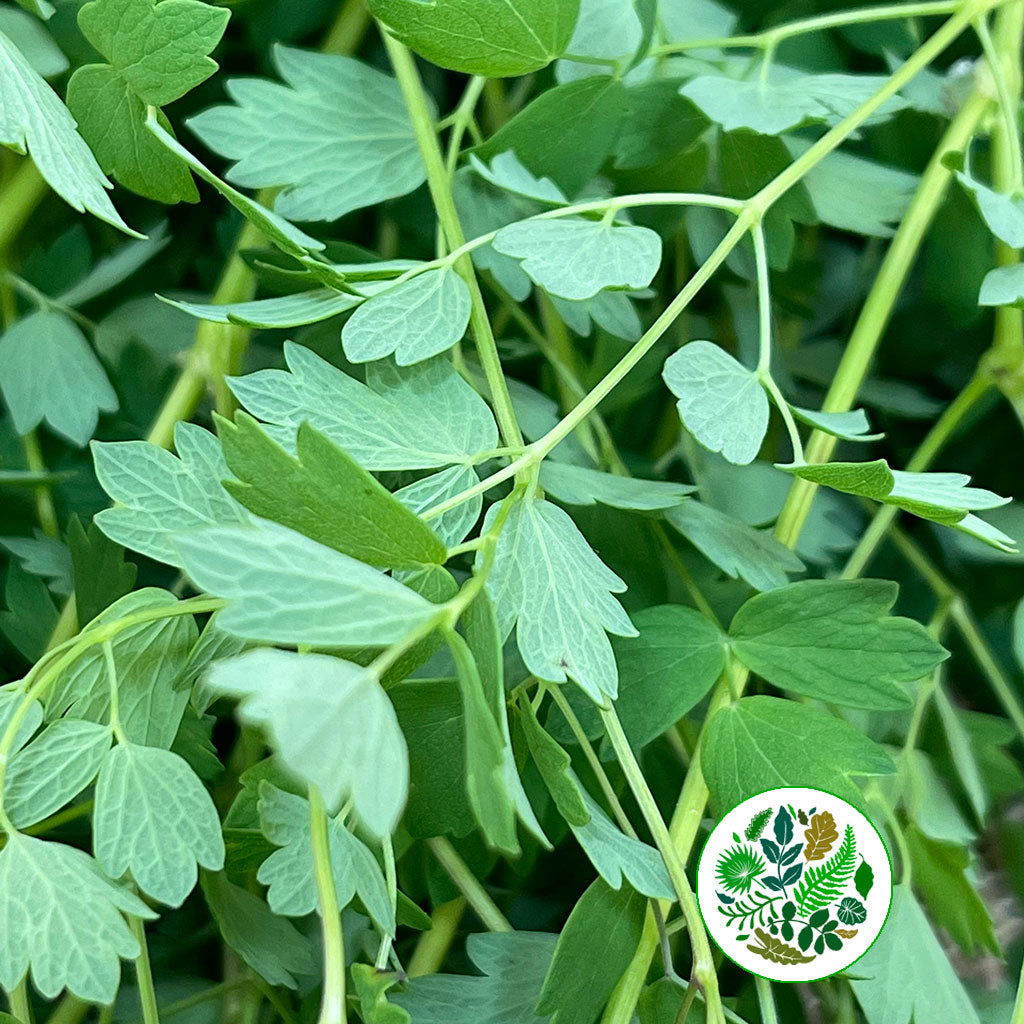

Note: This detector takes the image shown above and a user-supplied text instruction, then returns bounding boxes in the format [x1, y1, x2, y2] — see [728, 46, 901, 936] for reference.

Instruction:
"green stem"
[0, 161, 48, 260]
[1010, 957, 1024, 1024]
[8, 979, 32, 1024]
[129, 916, 161, 1024]
[427, 836, 512, 933]
[310, 788, 346, 1024]
[840, 372, 992, 577]
[774, 85, 991, 548]
[406, 898, 466, 977]
[41, 995, 89, 1024]
[382, 34, 525, 454]
[755, 976, 780, 1024]
[21, 431, 59, 539]
[600, 707, 724, 1024]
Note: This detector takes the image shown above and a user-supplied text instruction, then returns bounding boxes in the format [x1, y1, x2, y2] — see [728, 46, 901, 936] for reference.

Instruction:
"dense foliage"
[2, 0, 1024, 1022]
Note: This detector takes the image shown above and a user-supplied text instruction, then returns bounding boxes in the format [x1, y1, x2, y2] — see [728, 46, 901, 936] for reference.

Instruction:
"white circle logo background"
[696, 787, 893, 983]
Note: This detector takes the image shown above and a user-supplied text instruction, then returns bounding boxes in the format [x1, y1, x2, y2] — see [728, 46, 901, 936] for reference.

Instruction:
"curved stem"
[406, 898, 466, 977]
[310, 788, 346, 1024]
[427, 836, 512, 933]
[0, 161, 48, 261]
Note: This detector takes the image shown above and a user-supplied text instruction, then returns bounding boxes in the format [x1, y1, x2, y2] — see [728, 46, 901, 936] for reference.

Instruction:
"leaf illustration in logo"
[854, 856, 875, 900]
[716, 844, 766, 894]
[797, 809, 808, 825]
[745, 807, 771, 841]
[835, 928, 859, 939]
[746, 927, 816, 965]
[803, 811, 839, 861]
[837, 897, 867, 925]
[794, 825, 856, 914]
[774, 805, 794, 846]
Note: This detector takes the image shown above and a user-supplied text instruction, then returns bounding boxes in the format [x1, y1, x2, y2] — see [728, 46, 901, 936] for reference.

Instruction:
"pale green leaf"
[469, 152, 567, 205]
[492, 218, 662, 300]
[0, 310, 118, 446]
[201, 870, 316, 988]
[702, 696, 895, 813]
[539, 462, 694, 511]
[5, 719, 110, 829]
[0, 6, 67, 77]
[789, 405, 882, 442]
[0, 685, 43, 754]
[979, 263, 1024, 306]
[93, 422, 252, 567]
[188, 45, 425, 222]
[218, 414, 446, 568]
[682, 70, 905, 136]
[47, 589, 196, 749]
[851, 886, 981, 1024]
[256, 783, 394, 933]
[955, 166, 1024, 248]
[394, 932, 558, 1024]
[369, 0, 580, 76]
[229, 342, 498, 471]
[663, 341, 768, 465]
[395, 465, 481, 548]
[729, 580, 948, 710]
[94, 742, 224, 906]
[664, 499, 805, 592]
[175, 520, 439, 649]
[0, 29, 133, 232]
[163, 288, 362, 327]
[207, 648, 408, 832]
[342, 268, 471, 365]
[480, 496, 637, 704]
[570, 786, 673, 899]
[0, 833, 153, 1003]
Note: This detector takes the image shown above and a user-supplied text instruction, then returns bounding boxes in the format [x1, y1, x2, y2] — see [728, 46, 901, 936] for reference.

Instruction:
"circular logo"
[696, 787, 892, 983]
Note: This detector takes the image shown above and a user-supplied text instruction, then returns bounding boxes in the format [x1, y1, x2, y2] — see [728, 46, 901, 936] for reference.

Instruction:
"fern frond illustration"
[745, 808, 772, 841]
[717, 890, 782, 930]
[716, 844, 766, 894]
[793, 824, 856, 914]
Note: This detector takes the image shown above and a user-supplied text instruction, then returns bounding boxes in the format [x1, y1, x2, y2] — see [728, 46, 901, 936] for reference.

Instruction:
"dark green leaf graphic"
[794, 825, 857, 914]
[774, 805, 794, 846]
[855, 857, 875, 900]
[837, 897, 867, 925]
[745, 808, 772, 841]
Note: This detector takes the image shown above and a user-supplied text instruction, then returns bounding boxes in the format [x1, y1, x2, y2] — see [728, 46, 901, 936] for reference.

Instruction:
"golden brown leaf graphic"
[803, 811, 839, 861]
[835, 929, 859, 939]
[746, 928, 816, 965]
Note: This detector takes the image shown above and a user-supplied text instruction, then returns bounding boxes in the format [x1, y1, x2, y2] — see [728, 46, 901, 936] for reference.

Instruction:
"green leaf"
[390, 678, 475, 839]
[207, 648, 408, 832]
[854, 857, 875, 901]
[613, 81, 708, 171]
[67, 515, 137, 627]
[218, 414, 446, 569]
[663, 341, 769, 465]
[0, 564, 57, 661]
[0, 833, 154, 1003]
[0, 6, 68, 78]
[94, 742, 224, 906]
[539, 462, 694, 511]
[955, 165, 1024, 247]
[256, 783, 394, 933]
[4, 719, 110, 829]
[682, 71, 905, 136]
[474, 77, 629, 197]
[395, 464, 482, 548]
[352, 965, 411, 1024]
[492, 218, 662, 301]
[188, 45, 425, 222]
[536, 879, 646, 1024]
[782, 460, 1015, 551]
[229, 342, 498, 471]
[789, 406, 882, 442]
[47, 589, 196, 749]
[92, 422, 252, 567]
[569, 787, 673, 900]
[66, 0, 229, 201]
[664, 500, 805, 592]
[176, 520, 439, 649]
[0, 684, 44, 755]
[609, 605, 726, 749]
[0, 29, 133, 233]
[201, 870, 316, 988]
[851, 886, 981, 1024]
[517, 693, 589, 827]
[480, 496, 637, 705]
[0, 531, 73, 595]
[393, 932, 558, 1023]
[702, 696, 894, 813]
[342, 269, 470, 365]
[979, 263, 1024, 307]
[904, 825, 999, 956]
[164, 288, 362, 328]
[728, 580, 948, 710]
[369, 0, 580, 76]
[0, 310, 118, 446]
